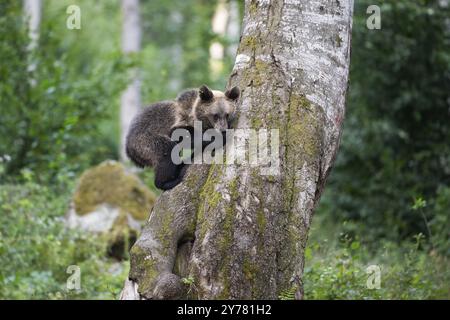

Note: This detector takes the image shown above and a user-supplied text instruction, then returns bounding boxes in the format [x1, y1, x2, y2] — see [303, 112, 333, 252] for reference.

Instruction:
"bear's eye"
[213, 114, 219, 121]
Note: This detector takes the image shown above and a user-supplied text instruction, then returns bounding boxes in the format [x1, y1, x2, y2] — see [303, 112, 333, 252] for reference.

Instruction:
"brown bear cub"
[126, 85, 240, 190]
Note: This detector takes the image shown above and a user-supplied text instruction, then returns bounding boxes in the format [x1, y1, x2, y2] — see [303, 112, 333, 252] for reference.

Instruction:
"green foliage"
[139, 0, 237, 104]
[0, 178, 128, 299]
[0, 1, 127, 181]
[181, 275, 195, 286]
[0, 0, 237, 182]
[278, 287, 297, 300]
[318, 0, 450, 244]
[428, 186, 450, 254]
[304, 215, 450, 299]
[316, 0, 450, 290]
[1, 0, 448, 300]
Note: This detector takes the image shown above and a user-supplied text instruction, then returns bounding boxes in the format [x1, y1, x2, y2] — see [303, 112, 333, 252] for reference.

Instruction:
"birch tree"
[225, 0, 241, 58]
[209, 0, 229, 78]
[209, 0, 241, 79]
[24, 0, 41, 84]
[121, 0, 354, 300]
[23, 0, 41, 51]
[120, 0, 141, 161]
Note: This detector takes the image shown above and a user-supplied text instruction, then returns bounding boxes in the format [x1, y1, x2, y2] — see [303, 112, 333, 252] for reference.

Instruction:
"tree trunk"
[225, 0, 241, 58]
[209, 0, 229, 78]
[168, 11, 183, 92]
[120, 0, 142, 161]
[121, 0, 354, 300]
[24, 0, 41, 85]
[23, 0, 41, 51]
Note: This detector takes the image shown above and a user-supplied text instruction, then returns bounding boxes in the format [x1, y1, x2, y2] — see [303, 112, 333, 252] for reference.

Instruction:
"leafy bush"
[428, 187, 450, 255]
[304, 215, 449, 299]
[0, 1, 127, 181]
[0, 174, 128, 299]
[319, 0, 450, 242]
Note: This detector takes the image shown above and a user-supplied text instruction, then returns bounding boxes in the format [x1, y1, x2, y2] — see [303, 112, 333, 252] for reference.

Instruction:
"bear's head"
[193, 85, 240, 131]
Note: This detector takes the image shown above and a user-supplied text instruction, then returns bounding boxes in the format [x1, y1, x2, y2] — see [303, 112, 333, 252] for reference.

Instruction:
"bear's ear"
[225, 86, 240, 101]
[199, 85, 214, 102]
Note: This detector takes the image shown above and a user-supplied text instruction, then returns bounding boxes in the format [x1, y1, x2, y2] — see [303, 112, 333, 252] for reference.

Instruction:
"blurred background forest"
[0, 0, 449, 299]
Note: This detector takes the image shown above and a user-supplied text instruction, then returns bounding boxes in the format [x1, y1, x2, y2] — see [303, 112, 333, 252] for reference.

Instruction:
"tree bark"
[225, 0, 241, 58]
[210, 0, 232, 79]
[120, 0, 142, 161]
[121, 0, 353, 300]
[23, 0, 41, 85]
[23, 0, 41, 51]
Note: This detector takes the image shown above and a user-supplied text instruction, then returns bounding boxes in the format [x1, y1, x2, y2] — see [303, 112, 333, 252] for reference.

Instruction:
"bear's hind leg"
[154, 161, 186, 190]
